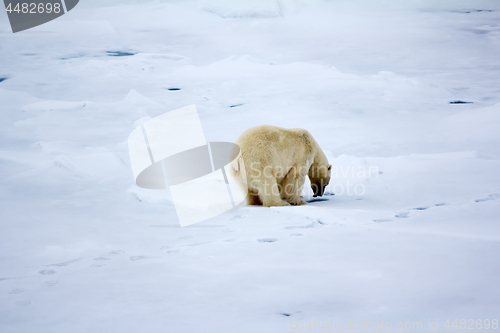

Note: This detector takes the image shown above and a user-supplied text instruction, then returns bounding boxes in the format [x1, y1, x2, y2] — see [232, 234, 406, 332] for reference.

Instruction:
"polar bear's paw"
[263, 199, 291, 207]
[288, 198, 307, 206]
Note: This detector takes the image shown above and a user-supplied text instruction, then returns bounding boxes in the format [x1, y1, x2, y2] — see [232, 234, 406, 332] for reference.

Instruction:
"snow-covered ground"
[1, 0, 500, 332]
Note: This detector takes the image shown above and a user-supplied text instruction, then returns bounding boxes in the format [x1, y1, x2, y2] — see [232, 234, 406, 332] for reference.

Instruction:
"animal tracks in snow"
[10, 190, 495, 304]
[129, 256, 148, 261]
[373, 218, 393, 223]
[371, 192, 499, 224]
[3, 250, 130, 301]
[42, 280, 58, 287]
[161, 241, 211, 254]
[475, 193, 500, 203]
[8, 288, 25, 294]
[283, 218, 326, 230]
[46, 258, 81, 267]
[372, 201, 449, 223]
[257, 238, 278, 243]
[90, 256, 111, 268]
[39, 269, 56, 275]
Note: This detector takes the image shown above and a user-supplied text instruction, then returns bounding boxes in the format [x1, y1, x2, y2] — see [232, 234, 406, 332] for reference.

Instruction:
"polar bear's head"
[309, 164, 332, 197]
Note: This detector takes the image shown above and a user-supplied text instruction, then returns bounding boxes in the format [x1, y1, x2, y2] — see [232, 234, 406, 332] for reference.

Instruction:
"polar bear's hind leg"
[260, 178, 290, 207]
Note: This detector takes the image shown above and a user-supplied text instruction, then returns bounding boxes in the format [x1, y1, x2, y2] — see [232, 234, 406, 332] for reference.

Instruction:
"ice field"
[1, 0, 500, 332]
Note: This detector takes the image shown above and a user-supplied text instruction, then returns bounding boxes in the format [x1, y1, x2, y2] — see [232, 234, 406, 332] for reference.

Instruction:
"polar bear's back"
[235, 125, 316, 172]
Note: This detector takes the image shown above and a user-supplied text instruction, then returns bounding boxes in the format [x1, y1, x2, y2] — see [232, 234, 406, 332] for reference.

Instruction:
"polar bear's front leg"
[281, 166, 307, 206]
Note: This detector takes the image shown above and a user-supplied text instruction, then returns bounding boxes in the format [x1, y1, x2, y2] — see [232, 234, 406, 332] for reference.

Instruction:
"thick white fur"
[231, 125, 331, 207]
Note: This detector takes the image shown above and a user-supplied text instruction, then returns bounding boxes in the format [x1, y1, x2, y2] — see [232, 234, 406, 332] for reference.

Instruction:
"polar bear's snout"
[310, 165, 332, 197]
[312, 182, 326, 197]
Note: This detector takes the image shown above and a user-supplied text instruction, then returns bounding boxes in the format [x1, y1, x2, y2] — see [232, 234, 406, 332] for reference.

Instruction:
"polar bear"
[230, 125, 331, 207]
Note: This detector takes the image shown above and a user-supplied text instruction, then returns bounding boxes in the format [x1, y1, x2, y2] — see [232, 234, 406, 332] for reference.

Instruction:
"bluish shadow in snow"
[0, 277, 16, 281]
[457, 9, 493, 14]
[39, 269, 56, 275]
[280, 313, 291, 317]
[149, 225, 223, 228]
[413, 207, 428, 211]
[257, 238, 277, 243]
[450, 100, 473, 104]
[475, 193, 500, 203]
[46, 258, 81, 267]
[284, 219, 325, 229]
[166, 88, 181, 91]
[43, 281, 58, 287]
[106, 51, 136, 57]
[373, 219, 393, 223]
[0, 77, 8, 83]
[230, 104, 243, 108]
[468, 29, 490, 35]
[307, 198, 329, 203]
[60, 54, 86, 60]
[129, 256, 148, 261]
[8, 288, 24, 294]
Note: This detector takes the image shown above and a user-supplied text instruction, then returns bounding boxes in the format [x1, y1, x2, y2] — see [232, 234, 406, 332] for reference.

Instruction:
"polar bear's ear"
[328, 165, 332, 171]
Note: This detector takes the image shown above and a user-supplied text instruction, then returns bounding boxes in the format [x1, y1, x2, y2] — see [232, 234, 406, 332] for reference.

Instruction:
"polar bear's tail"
[230, 153, 250, 199]
[231, 154, 243, 174]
